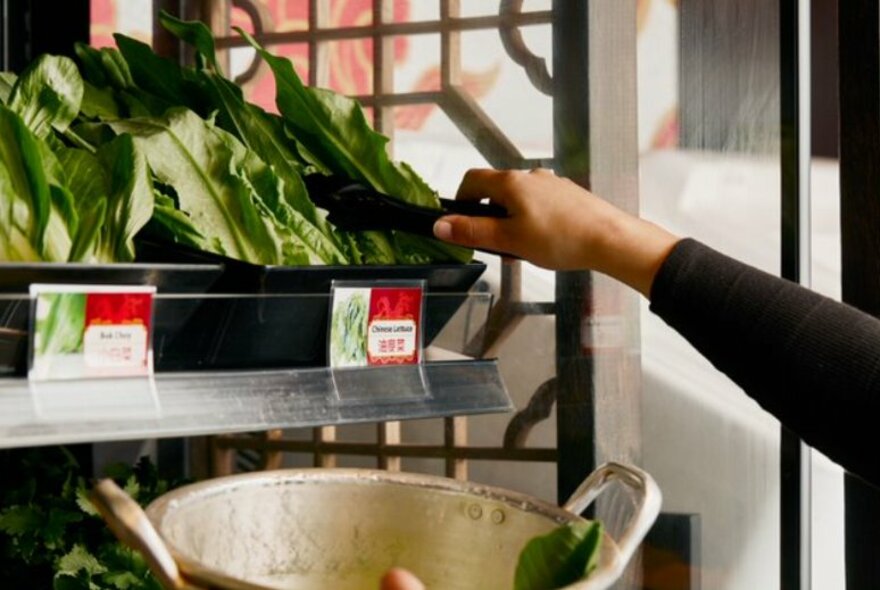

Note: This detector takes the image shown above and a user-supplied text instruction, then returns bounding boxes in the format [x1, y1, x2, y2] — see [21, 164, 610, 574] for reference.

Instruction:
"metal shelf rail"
[0, 361, 512, 449]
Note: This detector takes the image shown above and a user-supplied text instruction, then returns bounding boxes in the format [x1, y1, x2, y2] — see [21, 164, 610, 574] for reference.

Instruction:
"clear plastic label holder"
[27, 284, 160, 422]
[328, 280, 430, 405]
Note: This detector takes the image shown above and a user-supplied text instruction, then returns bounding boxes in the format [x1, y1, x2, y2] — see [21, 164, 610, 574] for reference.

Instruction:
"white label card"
[29, 284, 156, 381]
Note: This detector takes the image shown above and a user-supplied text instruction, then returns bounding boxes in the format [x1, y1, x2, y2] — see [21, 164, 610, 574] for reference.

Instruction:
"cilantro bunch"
[0, 447, 181, 590]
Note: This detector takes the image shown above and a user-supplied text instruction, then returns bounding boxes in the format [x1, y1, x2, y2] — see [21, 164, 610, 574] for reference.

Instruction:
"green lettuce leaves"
[514, 521, 604, 590]
[110, 108, 284, 264]
[1, 13, 473, 267]
[238, 26, 472, 264]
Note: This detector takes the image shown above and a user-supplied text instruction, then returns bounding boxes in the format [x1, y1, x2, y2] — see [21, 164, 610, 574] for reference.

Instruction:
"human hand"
[433, 169, 680, 297]
[380, 568, 425, 590]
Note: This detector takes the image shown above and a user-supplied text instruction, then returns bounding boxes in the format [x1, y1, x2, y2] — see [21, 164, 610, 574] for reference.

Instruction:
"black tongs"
[303, 174, 509, 239]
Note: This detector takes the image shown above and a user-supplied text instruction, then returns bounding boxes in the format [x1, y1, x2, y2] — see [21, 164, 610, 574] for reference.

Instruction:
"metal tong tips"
[303, 174, 510, 240]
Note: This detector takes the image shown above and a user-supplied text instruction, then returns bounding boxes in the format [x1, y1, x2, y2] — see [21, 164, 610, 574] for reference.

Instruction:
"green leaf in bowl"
[514, 521, 604, 590]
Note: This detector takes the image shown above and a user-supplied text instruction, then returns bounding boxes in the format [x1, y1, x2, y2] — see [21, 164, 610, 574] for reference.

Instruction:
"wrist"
[593, 210, 679, 297]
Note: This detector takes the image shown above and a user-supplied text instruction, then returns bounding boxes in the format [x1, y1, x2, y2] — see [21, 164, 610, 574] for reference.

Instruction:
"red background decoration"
[90, 1, 499, 131]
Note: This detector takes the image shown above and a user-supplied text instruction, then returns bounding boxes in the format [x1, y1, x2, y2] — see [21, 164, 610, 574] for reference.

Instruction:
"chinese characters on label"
[368, 319, 418, 360]
[83, 324, 149, 368]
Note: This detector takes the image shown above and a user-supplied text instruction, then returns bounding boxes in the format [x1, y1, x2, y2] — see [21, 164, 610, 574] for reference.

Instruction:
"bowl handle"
[91, 479, 190, 590]
[561, 462, 662, 581]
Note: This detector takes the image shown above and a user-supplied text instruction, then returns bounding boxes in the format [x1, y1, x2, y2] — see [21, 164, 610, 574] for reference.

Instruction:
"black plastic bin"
[0, 262, 223, 376]
[138, 241, 487, 371]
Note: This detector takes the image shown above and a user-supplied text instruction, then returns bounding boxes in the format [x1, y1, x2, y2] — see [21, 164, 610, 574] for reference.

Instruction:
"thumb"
[380, 568, 426, 590]
[433, 215, 506, 251]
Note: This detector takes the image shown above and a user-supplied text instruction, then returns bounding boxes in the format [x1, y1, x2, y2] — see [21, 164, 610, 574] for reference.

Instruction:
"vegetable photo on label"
[330, 290, 369, 367]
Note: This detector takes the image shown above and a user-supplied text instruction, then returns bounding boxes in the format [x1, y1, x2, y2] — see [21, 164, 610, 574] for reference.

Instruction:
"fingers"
[433, 214, 510, 253]
[456, 167, 555, 206]
[380, 568, 426, 590]
[455, 169, 495, 202]
[455, 168, 521, 207]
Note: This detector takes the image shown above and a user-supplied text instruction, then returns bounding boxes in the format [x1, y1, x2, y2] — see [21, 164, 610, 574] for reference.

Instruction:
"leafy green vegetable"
[74, 44, 134, 92]
[149, 14, 349, 263]
[147, 189, 210, 250]
[57, 147, 107, 260]
[107, 108, 319, 265]
[0, 105, 74, 262]
[112, 34, 198, 113]
[0, 72, 16, 104]
[0, 154, 40, 261]
[0, 447, 178, 590]
[56, 134, 153, 263]
[0, 61, 151, 264]
[59, 148, 106, 207]
[96, 134, 155, 261]
[40, 142, 82, 261]
[9, 55, 84, 140]
[514, 521, 604, 590]
[68, 199, 107, 263]
[56, 544, 108, 579]
[74, 42, 171, 121]
[0, 16, 474, 268]
[80, 81, 122, 121]
[239, 28, 472, 264]
[238, 30, 423, 205]
[156, 11, 220, 73]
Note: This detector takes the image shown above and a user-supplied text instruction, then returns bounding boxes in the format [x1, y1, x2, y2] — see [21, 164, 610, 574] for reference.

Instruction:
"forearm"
[649, 239, 880, 486]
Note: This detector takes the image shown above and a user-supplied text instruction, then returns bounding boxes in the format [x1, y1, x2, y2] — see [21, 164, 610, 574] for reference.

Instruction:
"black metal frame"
[780, 0, 805, 587]
[0, 0, 89, 70]
[783, 1, 880, 587]
[0, 0, 6, 70]
[552, 0, 596, 503]
[839, 2, 880, 588]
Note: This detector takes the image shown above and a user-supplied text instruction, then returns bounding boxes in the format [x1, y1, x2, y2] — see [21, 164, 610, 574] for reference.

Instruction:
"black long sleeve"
[649, 238, 880, 487]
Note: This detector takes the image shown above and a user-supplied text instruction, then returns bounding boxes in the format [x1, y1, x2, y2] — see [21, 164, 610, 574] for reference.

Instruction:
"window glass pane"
[809, 3, 844, 583]
[386, 2, 439, 23]
[256, 0, 310, 32]
[234, 43, 310, 113]
[639, 0, 782, 588]
[90, 0, 153, 48]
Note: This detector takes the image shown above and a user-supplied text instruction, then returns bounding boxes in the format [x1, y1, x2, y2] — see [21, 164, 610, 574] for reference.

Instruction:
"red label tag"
[83, 292, 153, 371]
[367, 287, 423, 365]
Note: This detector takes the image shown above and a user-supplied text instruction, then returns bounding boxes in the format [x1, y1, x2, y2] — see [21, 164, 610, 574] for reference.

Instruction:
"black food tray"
[138, 240, 487, 370]
[0, 262, 223, 294]
[0, 261, 223, 375]
[136, 240, 485, 294]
